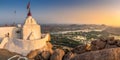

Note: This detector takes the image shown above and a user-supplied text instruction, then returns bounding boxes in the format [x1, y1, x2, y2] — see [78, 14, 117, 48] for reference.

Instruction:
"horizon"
[0, 0, 120, 27]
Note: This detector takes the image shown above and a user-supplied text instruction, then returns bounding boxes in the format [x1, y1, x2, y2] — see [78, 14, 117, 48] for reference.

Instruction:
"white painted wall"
[23, 16, 41, 40]
[0, 37, 8, 48]
[5, 33, 50, 56]
[23, 25, 41, 40]
[0, 27, 19, 38]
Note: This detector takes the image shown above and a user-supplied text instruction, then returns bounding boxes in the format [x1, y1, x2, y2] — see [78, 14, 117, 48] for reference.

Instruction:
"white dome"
[24, 16, 37, 25]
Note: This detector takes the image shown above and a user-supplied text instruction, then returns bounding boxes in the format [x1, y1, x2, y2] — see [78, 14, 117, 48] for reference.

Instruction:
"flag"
[28, 10, 32, 16]
[27, 1, 32, 17]
[27, 1, 30, 9]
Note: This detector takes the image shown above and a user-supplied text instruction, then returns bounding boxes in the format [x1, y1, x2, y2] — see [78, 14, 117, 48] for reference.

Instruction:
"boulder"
[72, 45, 86, 54]
[85, 44, 91, 51]
[26, 41, 53, 60]
[46, 42, 53, 49]
[91, 40, 106, 50]
[28, 50, 51, 60]
[46, 42, 53, 54]
[38, 42, 53, 54]
[50, 49, 65, 60]
[34, 51, 51, 60]
[34, 54, 43, 60]
[27, 50, 38, 59]
[0, 49, 20, 60]
[99, 37, 107, 42]
[90, 44, 98, 51]
[116, 40, 120, 47]
[105, 44, 118, 48]
[41, 51, 51, 60]
[107, 37, 116, 45]
[72, 48, 120, 60]
[27, 42, 53, 60]
[63, 52, 76, 60]
[91, 40, 97, 45]
[95, 40, 106, 49]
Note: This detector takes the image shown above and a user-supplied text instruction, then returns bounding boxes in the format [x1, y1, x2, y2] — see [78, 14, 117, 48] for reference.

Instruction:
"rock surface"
[50, 49, 65, 60]
[34, 51, 51, 60]
[41, 51, 51, 60]
[64, 37, 120, 60]
[91, 39, 106, 50]
[63, 52, 76, 60]
[0, 49, 20, 60]
[72, 48, 120, 60]
[72, 45, 87, 54]
[27, 42, 53, 60]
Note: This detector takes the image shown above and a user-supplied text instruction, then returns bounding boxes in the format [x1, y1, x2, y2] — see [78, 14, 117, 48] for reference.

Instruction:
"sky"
[0, 0, 120, 26]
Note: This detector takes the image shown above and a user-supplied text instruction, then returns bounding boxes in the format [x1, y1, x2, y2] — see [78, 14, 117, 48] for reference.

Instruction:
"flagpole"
[27, 0, 32, 17]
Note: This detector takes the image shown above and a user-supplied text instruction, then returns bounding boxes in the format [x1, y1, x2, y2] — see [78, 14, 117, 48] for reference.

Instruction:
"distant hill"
[103, 27, 120, 35]
[41, 24, 107, 33]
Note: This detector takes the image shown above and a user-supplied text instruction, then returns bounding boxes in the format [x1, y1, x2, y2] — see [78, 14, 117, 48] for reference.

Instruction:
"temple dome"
[24, 16, 37, 25]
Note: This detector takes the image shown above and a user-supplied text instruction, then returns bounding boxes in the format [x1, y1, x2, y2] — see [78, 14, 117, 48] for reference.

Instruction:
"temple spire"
[27, 9, 32, 16]
[27, 1, 32, 17]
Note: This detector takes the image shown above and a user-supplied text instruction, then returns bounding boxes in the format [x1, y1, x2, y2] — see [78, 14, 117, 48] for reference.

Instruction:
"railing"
[8, 55, 28, 60]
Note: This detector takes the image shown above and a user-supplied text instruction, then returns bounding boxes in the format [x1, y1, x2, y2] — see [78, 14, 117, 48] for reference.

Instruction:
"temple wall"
[0, 27, 19, 39]
[5, 34, 50, 56]
[23, 24, 41, 40]
[0, 37, 8, 48]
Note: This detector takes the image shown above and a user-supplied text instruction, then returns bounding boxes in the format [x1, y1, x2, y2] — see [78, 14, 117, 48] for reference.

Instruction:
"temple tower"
[22, 2, 41, 40]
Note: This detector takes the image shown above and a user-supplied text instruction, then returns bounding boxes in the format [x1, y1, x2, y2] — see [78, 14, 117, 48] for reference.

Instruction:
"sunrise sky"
[0, 0, 120, 26]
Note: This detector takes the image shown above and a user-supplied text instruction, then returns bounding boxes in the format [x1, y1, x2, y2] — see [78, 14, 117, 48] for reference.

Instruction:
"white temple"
[0, 2, 50, 56]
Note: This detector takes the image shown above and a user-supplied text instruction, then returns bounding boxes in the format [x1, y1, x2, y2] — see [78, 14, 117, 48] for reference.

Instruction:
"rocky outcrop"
[27, 42, 53, 60]
[0, 49, 20, 60]
[41, 51, 51, 60]
[27, 48, 65, 60]
[64, 37, 120, 60]
[27, 50, 38, 59]
[34, 51, 51, 60]
[50, 49, 65, 60]
[91, 39, 106, 50]
[63, 52, 76, 60]
[72, 48, 120, 60]
[72, 44, 89, 54]
[116, 40, 120, 47]
[72, 37, 120, 54]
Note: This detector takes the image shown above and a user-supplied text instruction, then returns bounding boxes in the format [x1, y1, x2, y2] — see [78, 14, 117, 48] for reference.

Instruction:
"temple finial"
[27, 1, 32, 17]
[27, 9, 32, 16]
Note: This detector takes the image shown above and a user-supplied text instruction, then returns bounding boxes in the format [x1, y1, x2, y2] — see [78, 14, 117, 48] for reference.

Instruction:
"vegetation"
[50, 34, 81, 48]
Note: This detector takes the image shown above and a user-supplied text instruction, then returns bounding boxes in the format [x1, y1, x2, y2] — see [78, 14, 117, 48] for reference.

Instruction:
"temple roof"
[25, 16, 37, 25]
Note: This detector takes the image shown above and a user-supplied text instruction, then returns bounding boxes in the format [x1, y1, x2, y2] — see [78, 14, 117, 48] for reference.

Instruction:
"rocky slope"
[66, 37, 120, 60]
[0, 49, 20, 60]
[30, 37, 120, 60]
[71, 48, 120, 60]
[1, 37, 120, 60]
